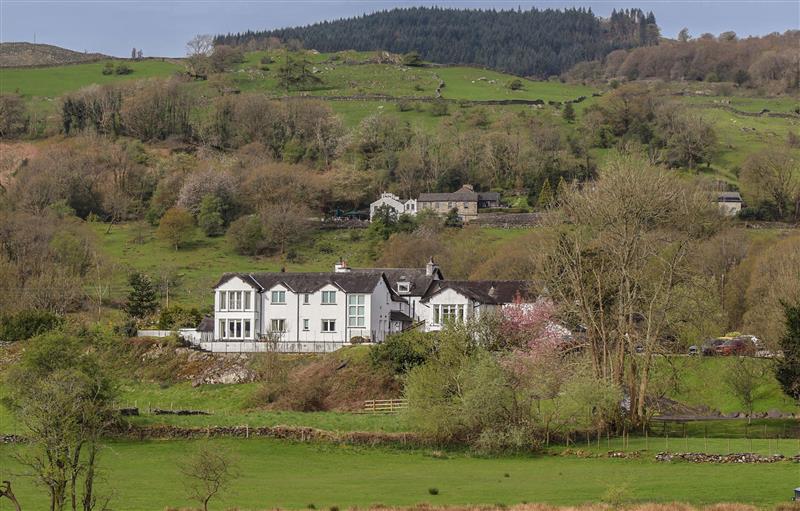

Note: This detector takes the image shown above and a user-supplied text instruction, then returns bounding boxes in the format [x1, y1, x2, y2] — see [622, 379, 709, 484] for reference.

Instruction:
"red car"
[715, 338, 755, 356]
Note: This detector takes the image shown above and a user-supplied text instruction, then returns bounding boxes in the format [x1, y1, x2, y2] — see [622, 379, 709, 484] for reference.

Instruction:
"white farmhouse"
[369, 192, 417, 221]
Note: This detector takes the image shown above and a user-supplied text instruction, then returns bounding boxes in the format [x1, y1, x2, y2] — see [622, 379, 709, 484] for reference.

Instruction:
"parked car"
[716, 338, 755, 356]
[701, 338, 726, 356]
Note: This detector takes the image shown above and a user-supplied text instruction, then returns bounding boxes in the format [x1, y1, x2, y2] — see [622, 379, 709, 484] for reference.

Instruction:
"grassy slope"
[0, 58, 180, 97]
[654, 356, 798, 414]
[0, 438, 795, 509]
[90, 222, 533, 307]
[5, 49, 796, 185]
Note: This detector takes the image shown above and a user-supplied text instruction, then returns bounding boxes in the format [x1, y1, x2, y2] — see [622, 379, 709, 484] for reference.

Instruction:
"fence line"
[362, 399, 408, 414]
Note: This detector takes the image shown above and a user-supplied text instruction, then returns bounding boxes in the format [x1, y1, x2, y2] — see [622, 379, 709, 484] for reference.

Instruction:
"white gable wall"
[214, 277, 260, 340]
[421, 288, 498, 331]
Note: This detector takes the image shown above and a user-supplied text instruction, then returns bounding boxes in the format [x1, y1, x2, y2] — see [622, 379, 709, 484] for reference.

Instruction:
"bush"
[396, 100, 413, 112]
[115, 63, 133, 75]
[227, 215, 265, 255]
[101, 62, 114, 75]
[370, 330, 433, 374]
[158, 305, 204, 330]
[507, 78, 523, 90]
[429, 100, 449, 116]
[428, 488, 439, 495]
[0, 310, 62, 343]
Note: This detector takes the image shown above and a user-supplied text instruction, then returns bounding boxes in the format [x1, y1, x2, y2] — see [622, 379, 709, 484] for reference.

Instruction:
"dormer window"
[397, 282, 411, 294]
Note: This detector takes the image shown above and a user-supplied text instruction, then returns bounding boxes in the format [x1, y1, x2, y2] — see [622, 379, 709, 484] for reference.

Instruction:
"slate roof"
[716, 191, 743, 202]
[214, 272, 400, 296]
[421, 280, 535, 305]
[350, 267, 443, 297]
[418, 185, 500, 203]
[390, 310, 415, 323]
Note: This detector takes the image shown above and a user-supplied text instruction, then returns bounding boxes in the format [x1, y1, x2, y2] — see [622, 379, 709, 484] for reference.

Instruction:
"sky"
[1, 0, 798, 58]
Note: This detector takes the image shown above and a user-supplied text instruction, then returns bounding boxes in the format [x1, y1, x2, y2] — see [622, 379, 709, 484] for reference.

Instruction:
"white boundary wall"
[196, 340, 357, 353]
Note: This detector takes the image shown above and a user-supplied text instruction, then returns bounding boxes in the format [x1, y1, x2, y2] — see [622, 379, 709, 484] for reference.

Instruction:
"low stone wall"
[113, 424, 427, 447]
[473, 212, 542, 228]
[655, 451, 797, 463]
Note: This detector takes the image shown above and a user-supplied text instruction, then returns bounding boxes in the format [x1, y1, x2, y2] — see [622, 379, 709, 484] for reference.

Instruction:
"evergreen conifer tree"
[537, 179, 554, 209]
[126, 273, 158, 319]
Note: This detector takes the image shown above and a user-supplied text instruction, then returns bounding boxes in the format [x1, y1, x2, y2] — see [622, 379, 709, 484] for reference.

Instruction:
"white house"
[207, 263, 413, 353]
[418, 280, 534, 331]
[370, 192, 417, 221]
[197, 261, 534, 353]
[715, 191, 743, 217]
[350, 258, 444, 322]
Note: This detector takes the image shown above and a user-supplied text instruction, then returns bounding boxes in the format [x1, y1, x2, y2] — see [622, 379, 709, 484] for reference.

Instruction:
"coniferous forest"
[215, 7, 660, 77]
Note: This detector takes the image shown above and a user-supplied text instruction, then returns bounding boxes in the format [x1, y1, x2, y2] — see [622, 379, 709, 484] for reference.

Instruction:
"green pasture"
[0, 438, 796, 509]
[435, 66, 596, 102]
[652, 356, 798, 414]
[695, 106, 800, 176]
[0, 58, 180, 98]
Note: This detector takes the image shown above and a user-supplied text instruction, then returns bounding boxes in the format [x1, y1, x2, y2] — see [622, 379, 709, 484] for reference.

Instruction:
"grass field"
[653, 356, 798, 414]
[0, 438, 796, 509]
[0, 58, 180, 98]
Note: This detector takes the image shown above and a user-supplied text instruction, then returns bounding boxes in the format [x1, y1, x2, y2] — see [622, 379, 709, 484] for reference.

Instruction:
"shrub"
[227, 215, 265, 255]
[114, 63, 133, 75]
[101, 62, 114, 75]
[429, 100, 449, 117]
[370, 330, 433, 373]
[428, 487, 439, 495]
[158, 305, 204, 330]
[507, 78, 523, 90]
[397, 100, 413, 112]
[0, 310, 62, 343]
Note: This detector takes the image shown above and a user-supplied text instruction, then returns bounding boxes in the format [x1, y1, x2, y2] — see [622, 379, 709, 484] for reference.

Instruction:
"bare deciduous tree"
[179, 443, 238, 511]
[541, 153, 721, 425]
[0, 480, 22, 511]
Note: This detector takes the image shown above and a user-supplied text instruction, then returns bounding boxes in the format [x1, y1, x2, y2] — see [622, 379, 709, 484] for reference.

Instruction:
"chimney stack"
[334, 258, 351, 273]
[425, 257, 438, 277]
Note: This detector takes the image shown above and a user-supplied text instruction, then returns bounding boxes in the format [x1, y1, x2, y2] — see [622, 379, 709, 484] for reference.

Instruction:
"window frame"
[271, 290, 286, 304]
[302, 318, 310, 331]
[218, 291, 227, 311]
[321, 290, 337, 304]
[270, 319, 286, 332]
[347, 294, 366, 327]
[321, 319, 336, 333]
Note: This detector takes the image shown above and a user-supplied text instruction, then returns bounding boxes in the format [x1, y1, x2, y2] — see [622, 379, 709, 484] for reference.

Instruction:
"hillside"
[215, 7, 659, 77]
[0, 42, 107, 67]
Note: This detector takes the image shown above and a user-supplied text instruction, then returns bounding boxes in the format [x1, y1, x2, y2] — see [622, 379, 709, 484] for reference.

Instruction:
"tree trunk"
[0, 481, 23, 511]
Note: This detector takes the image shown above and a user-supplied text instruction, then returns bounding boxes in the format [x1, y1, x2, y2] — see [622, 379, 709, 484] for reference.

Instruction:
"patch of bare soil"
[0, 141, 38, 190]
